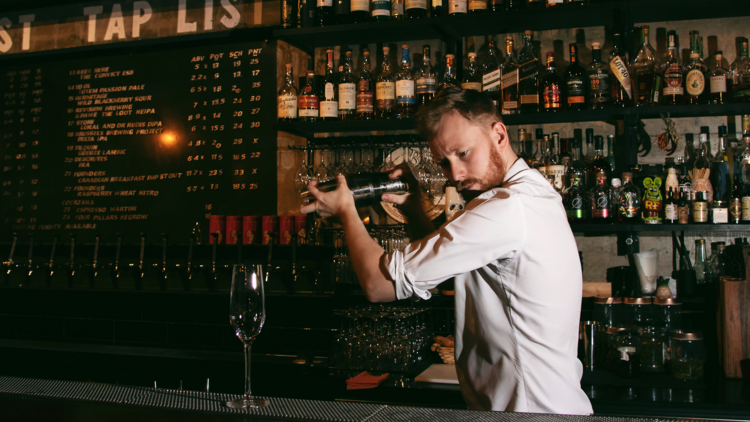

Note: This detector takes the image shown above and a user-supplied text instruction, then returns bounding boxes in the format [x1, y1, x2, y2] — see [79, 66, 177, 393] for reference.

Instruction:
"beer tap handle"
[8, 233, 17, 264]
[114, 234, 122, 272]
[187, 234, 194, 273]
[27, 233, 34, 268]
[49, 235, 58, 268]
[161, 234, 168, 271]
[92, 235, 100, 269]
[138, 233, 146, 271]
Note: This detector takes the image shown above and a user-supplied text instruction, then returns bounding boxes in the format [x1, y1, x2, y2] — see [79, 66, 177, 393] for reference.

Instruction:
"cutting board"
[415, 364, 459, 384]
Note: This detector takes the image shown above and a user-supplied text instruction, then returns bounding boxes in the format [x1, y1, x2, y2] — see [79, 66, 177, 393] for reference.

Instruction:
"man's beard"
[456, 148, 506, 200]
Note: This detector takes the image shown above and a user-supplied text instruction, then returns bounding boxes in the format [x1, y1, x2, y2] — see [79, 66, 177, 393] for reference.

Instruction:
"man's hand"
[380, 164, 423, 215]
[300, 175, 356, 218]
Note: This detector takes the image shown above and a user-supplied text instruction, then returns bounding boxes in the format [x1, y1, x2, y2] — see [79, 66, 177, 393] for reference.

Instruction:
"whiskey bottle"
[607, 134, 616, 174]
[518, 30, 540, 113]
[685, 31, 708, 105]
[449, 0, 467, 14]
[469, 0, 488, 12]
[560, 137, 571, 165]
[375, 46, 395, 119]
[281, 0, 297, 28]
[278, 63, 298, 122]
[565, 176, 589, 223]
[391, 0, 404, 19]
[298, 0, 316, 28]
[709, 51, 731, 105]
[632, 25, 660, 106]
[438, 54, 458, 90]
[517, 128, 531, 166]
[356, 49, 374, 120]
[587, 42, 610, 109]
[490, 0, 504, 11]
[564, 43, 586, 110]
[320, 49, 339, 121]
[584, 128, 595, 163]
[590, 135, 611, 185]
[711, 130, 731, 205]
[482, 36, 502, 108]
[395, 44, 416, 119]
[501, 38, 519, 114]
[298, 70, 319, 122]
[416, 46, 437, 105]
[590, 172, 613, 222]
[662, 30, 684, 105]
[432, 0, 448, 16]
[406, 0, 427, 18]
[677, 189, 690, 224]
[338, 50, 357, 120]
[461, 52, 482, 91]
[317, 0, 334, 25]
[547, 133, 566, 192]
[730, 176, 743, 224]
[609, 33, 632, 107]
[371, 0, 391, 20]
[540, 52, 563, 112]
[334, 0, 351, 24]
[351, 0, 370, 22]
[729, 38, 750, 103]
[618, 172, 641, 223]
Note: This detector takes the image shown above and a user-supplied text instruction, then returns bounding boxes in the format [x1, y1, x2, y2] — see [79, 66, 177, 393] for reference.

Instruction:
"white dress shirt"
[386, 159, 593, 415]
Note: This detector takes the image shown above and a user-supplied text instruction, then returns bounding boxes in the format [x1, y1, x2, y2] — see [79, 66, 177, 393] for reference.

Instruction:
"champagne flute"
[227, 263, 268, 409]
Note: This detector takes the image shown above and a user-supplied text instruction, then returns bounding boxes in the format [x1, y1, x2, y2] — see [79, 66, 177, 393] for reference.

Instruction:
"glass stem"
[244, 343, 252, 398]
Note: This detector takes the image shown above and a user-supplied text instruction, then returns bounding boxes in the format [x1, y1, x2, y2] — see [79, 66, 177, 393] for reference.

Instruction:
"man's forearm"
[340, 210, 397, 303]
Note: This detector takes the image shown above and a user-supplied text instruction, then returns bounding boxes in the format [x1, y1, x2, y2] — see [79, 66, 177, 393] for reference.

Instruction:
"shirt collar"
[500, 158, 530, 186]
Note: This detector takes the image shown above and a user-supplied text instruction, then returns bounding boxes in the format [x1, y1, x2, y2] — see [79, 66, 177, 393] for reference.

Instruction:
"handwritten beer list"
[0, 41, 275, 239]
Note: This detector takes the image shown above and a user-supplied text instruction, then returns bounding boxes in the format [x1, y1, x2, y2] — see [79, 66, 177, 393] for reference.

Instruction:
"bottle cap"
[285, 63, 292, 72]
[524, 30, 533, 36]
[546, 52, 554, 57]
[346, 50, 352, 57]
[402, 44, 409, 50]
[641, 25, 649, 34]
[363, 49, 369, 56]
[611, 178, 622, 188]
[383, 46, 390, 53]
[591, 42, 601, 50]
[468, 52, 477, 58]
[306, 70, 314, 75]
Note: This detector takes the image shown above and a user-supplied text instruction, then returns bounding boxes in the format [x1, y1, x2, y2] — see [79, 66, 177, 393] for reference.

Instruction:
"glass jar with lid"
[616, 329, 641, 378]
[604, 327, 626, 371]
[594, 297, 623, 328]
[653, 298, 682, 333]
[638, 325, 667, 373]
[670, 332, 705, 380]
[623, 297, 653, 327]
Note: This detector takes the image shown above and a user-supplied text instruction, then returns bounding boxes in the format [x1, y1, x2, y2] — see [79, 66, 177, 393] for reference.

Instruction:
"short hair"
[415, 86, 503, 141]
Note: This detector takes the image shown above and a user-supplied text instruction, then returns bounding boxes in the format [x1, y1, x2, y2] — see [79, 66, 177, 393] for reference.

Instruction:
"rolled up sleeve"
[385, 191, 526, 301]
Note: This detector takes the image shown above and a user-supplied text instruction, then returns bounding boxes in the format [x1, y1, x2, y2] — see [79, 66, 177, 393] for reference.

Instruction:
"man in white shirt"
[301, 87, 593, 415]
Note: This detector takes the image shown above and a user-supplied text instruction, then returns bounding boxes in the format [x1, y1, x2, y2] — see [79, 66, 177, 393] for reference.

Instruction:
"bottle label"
[318, 0, 333, 6]
[356, 91, 374, 113]
[483, 69, 501, 91]
[663, 63, 684, 95]
[320, 100, 338, 118]
[416, 76, 437, 95]
[730, 198, 742, 222]
[546, 165, 566, 191]
[743, 197, 750, 221]
[642, 177, 663, 223]
[448, 0, 467, 13]
[501, 69, 519, 90]
[542, 85, 561, 109]
[520, 94, 539, 105]
[298, 95, 319, 109]
[588, 69, 610, 99]
[693, 202, 709, 222]
[376, 81, 395, 109]
[619, 191, 640, 219]
[519, 59, 539, 82]
[324, 82, 335, 100]
[608, 56, 633, 99]
[665, 203, 678, 220]
[391, 1, 404, 14]
[712, 207, 728, 224]
[710, 75, 727, 93]
[461, 82, 482, 91]
[299, 108, 319, 117]
[339, 83, 357, 110]
[433, 0, 442, 6]
[278, 94, 297, 118]
[395, 80, 416, 105]
[358, 79, 371, 92]
[371, 0, 391, 16]
[352, 0, 369, 11]
[469, 0, 487, 9]
[405, 0, 427, 9]
[567, 194, 586, 219]
[567, 76, 586, 104]
[686, 69, 705, 96]
[678, 205, 689, 224]
[592, 194, 610, 218]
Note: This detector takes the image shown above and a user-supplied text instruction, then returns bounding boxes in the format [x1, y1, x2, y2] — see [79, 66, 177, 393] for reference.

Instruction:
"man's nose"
[450, 164, 465, 183]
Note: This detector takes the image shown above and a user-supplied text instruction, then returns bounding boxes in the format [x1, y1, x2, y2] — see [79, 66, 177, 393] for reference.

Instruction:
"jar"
[653, 298, 682, 334]
[670, 332, 705, 380]
[604, 327, 626, 371]
[594, 297, 624, 328]
[616, 329, 641, 378]
[623, 297, 653, 327]
[638, 325, 667, 373]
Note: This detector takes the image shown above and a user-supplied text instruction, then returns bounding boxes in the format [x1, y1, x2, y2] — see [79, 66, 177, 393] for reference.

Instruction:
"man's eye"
[459, 150, 468, 157]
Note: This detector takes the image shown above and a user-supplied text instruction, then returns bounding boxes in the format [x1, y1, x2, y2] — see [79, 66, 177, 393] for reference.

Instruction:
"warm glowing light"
[362, 216, 370, 224]
[160, 132, 176, 146]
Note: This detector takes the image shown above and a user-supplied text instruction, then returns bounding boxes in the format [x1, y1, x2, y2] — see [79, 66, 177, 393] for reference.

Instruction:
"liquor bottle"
[540, 134, 551, 170]
[741, 132, 750, 223]
[549, 132, 561, 165]
[506, 0, 525, 9]
[587, 42, 610, 109]
[320, 49, 339, 121]
[685, 32, 708, 105]
[282, 0, 297, 28]
[482, 36, 502, 108]
[501, 38, 519, 114]
[405, 0, 427, 17]
[711, 131, 730, 224]
[395, 45, 416, 119]
[730, 176, 743, 224]
[566, 135, 588, 189]
[547, 133, 565, 192]
[560, 137, 571, 165]
[517, 128, 531, 166]
[371, 0, 391, 20]
[632, 25, 660, 106]
[376, 46, 395, 119]
[607, 135, 616, 174]
[618, 172, 641, 223]
[469, 0, 487, 12]
[490, 0, 504, 11]
[518, 30, 540, 113]
[565, 176, 589, 223]
[665, 162, 679, 195]
[590, 135, 611, 185]
[693, 192, 709, 224]
[439, 54, 458, 90]
[564, 43, 586, 110]
[391, 0, 404, 19]
[709, 51, 731, 105]
[278, 64, 298, 122]
[461, 52, 482, 91]
[432, 0, 448, 16]
[298, 70, 319, 122]
[677, 189, 690, 224]
[317, 0, 334, 25]
[609, 33, 632, 107]
[338, 50, 357, 120]
[591, 172, 612, 222]
[540, 52, 563, 113]
[730, 38, 750, 103]
[664, 187, 678, 224]
[449, 0, 467, 14]
[357, 49, 374, 120]
[351, 0, 369, 22]
[416, 46, 437, 106]
[585, 128, 595, 163]
[334, 0, 351, 23]
[662, 30, 684, 105]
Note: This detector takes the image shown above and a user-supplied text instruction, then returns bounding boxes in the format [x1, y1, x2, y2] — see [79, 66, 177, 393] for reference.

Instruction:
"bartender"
[301, 87, 593, 415]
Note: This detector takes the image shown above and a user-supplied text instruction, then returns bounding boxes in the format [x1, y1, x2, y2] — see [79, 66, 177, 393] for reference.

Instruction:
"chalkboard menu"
[0, 39, 277, 243]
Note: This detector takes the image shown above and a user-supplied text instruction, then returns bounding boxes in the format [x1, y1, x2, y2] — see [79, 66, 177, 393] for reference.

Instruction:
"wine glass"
[227, 264, 269, 409]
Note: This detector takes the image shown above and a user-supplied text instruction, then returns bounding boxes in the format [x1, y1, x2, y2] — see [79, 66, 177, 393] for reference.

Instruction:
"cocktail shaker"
[300, 173, 409, 207]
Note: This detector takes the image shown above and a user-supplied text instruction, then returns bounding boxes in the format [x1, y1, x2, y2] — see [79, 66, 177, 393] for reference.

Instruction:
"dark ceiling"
[1, 1, 102, 14]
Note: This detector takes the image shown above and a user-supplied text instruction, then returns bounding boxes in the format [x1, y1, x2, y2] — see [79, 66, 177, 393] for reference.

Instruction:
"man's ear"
[491, 121, 509, 148]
